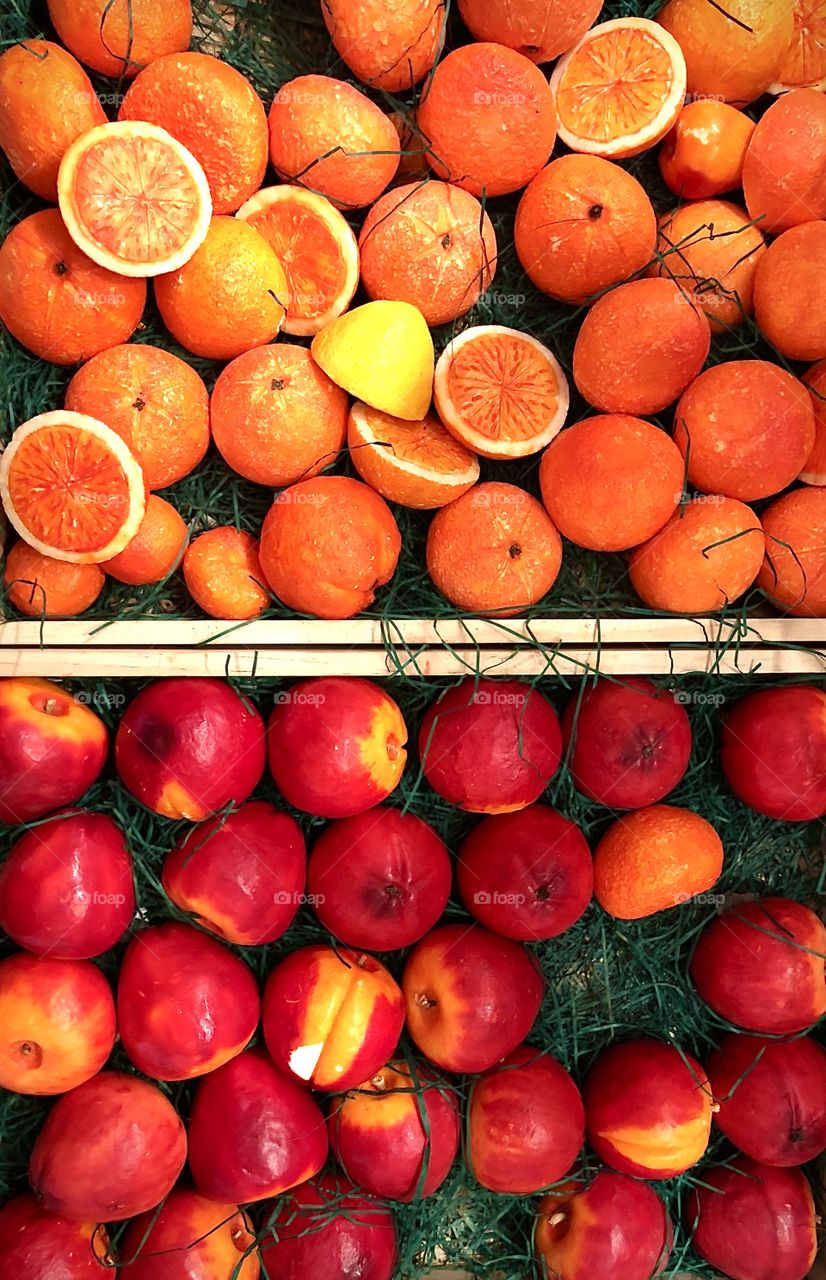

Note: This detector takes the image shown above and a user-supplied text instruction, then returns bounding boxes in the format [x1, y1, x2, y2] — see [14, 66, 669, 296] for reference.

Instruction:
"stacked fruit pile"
[0, 672, 823, 1279]
[0, 0, 825, 622]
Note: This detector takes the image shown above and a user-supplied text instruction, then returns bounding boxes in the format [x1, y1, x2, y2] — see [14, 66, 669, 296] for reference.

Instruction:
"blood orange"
[348, 401, 480, 509]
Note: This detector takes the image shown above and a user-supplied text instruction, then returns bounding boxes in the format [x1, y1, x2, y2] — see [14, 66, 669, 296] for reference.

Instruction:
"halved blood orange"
[549, 18, 687, 159]
[0, 411, 145, 564]
[433, 326, 569, 459]
[770, 1, 826, 93]
[348, 400, 480, 509]
[57, 121, 212, 277]
[236, 185, 359, 336]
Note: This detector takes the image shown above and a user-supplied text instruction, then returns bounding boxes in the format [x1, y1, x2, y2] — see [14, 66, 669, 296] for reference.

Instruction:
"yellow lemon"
[311, 300, 434, 421]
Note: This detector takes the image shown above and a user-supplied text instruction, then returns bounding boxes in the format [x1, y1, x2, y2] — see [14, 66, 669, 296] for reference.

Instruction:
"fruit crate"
[0, 668, 824, 1280]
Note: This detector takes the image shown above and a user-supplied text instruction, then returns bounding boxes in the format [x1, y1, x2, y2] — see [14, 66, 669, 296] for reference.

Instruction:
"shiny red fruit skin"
[259, 1172, 398, 1280]
[536, 1169, 672, 1280]
[0, 1195, 111, 1278]
[720, 685, 826, 820]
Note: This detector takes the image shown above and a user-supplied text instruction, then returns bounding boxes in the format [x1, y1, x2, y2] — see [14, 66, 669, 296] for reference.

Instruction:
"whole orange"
[259, 476, 401, 619]
[103, 496, 188, 587]
[119, 52, 267, 213]
[210, 345, 348, 488]
[0, 210, 146, 365]
[268, 75, 400, 211]
[458, 0, 603, 63]
[629, 498, 765, 614]
[674, 361, 815, 502]
[801, 359, 826, 485]
[65, 344, 209, 491]
[359, 181, 497, 327]
[184, 528, 270, 621]
[515, 155, 657, 304]
[659, 100, 755, 200]
[759, 488, 826, 616]
[322, 0, 443, 90]
[48, 0, 192, 78]
[743, 89, 826, 235]
[417, 43, 557, 198]
[0, 41, 105, 202]
[651, 201, 765, 332]
[657, 0, 795, 104]
[426, 481, 562, 615]
[573, 278, 710, 416]
[754, 221, 826, 362]
[154, 217, 288, 361]
[539, 416, 683, 552]
[4, 542, 104, 618]
[594, 805, 724, 920]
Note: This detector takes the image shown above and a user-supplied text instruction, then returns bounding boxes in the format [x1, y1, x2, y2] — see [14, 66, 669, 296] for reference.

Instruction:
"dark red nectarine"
[721, 685, 826, 820]
[259, 1172, 397, 1280]
[0, 1195, 112, 1277]
[535, 1170, 672, 1280]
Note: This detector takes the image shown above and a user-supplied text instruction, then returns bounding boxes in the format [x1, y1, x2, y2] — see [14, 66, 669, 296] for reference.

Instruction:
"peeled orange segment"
[549, 18, 687, 159]
[236, 185, 359, 337]
[57, 121, 212, 278]
[348, 401, 480, 509]
[433, 326, 569, 460]
[770, 1, 826, 93]
[0, 412, 146, 564]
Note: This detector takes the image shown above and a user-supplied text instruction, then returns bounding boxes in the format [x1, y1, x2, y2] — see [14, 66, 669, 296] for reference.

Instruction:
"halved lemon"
[0, 411, 146, 564]
[769, 0, 826, 93]
[549, 18, 687, 159]
[58, 121, 212, 278]
[434, 325, 569, 459]
[348, 401, 480, 509]
[236, 185, 360, 336]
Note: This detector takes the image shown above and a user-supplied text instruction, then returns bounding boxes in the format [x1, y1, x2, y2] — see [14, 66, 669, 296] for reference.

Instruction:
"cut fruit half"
[770, 1, 826, 93]
[236, 185, 359, 336]
[433, 326, 569, 459]
[549, 18, 687, 159]
[0, 411, 146, 564]
[348, 401, 480, 509]
[57, 120, 212, 278]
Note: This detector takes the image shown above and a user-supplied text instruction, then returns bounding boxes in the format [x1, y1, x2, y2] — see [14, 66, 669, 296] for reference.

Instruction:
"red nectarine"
[720, 685, 826, 821]
[0, 1195, 112, 1277]
[120, 1189, 259, 1280]
[259, 1172, 397, 1280]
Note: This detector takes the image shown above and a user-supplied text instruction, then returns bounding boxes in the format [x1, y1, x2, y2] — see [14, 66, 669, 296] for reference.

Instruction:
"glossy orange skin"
[48, 0, 192, 79]
[759, 487, 826, 617]
[754, 221, 826, 362]
[120, 1190, 260, 1280]
[4, 542, 105, 618]
[458, 0, 603, 63]
[187, 1050, 327, 1204]
[721, 686, 826, 820]
[469, 1045, 585, 1193]
[30, 1071, 187, 1221]
[659, 101, 755, 200]
[117, 922, 260, 1080]
[801, 358, 826, 483]
[259, 1172, 398, 1280]
[536, 1170, 672, 1280]
[322, 0, 442, 91]
[0, 677, 108, 824]
[584, 1039, 713, 1179]
[103, 495, 188, 586]
[403, 924, 545, 1072]
[183, 528, 270, 622]
[743, 88, 826, 235]
[0, 1195, 111, 1278]
[263, 944, 405, 1092]
[329, 1059, 459, 1201]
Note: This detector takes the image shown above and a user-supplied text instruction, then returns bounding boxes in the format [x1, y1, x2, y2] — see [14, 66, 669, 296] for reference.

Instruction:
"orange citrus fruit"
[657, 0, 795, 105]
[659, 101, 756, 201]
[515, 155, 657, 304]
[0, 40, 106, 202]
[674, 361, 816, 502]
[573, 278, 711, 416]
[154, 216, 288, 361]
[759, 487, 826, 616]
[58, 121, 212, 278]
[539, 416, 684, 552]
[322, 0, 443, 91]
[427, 481, 562, 616]
[0, 209, 145, 365]
[0, 411, 146, 565]
[236, 185, 359, 337]
[801, 360, 826, 484]
[4, 541, 104, 618]
[549, 18, 686, 159]
[183, 527, 270, 621]
[770, 0, 826, 91]
[103, 494, 188, 586]
[629, 497, 765, 614]
[268, 75, 400, 211]
[65, 344, 209, 492]
[457, 0, 603, 63]
[47, 0, 192, 79]
[417, 43, 557, 197]
[389, 111, 430, 185]
[594, 805, 724, 921]
[754, 221, 826, 362]
[434, 325, 569, 460]
[742, 89, 826, 234]
[119, 52, 268, 214]
[358, 180, 497, 328]
[258, 476, 401, 620]
[348, 401, 480, 509]
[210, 345, 348, 488]
[651, 200, 766, 333]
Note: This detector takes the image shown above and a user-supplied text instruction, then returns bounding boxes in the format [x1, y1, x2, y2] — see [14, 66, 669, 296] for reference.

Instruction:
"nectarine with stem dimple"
[120, 1189, 260, 1280]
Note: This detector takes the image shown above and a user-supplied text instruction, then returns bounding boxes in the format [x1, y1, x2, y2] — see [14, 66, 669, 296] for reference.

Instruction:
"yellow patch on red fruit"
[601, 1111, 712, 1173]
[1, 677, 106, 747]
[357, 699, 408, 794]
[338, 1065, 413, 1128]
[155, 779, 209, 822]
